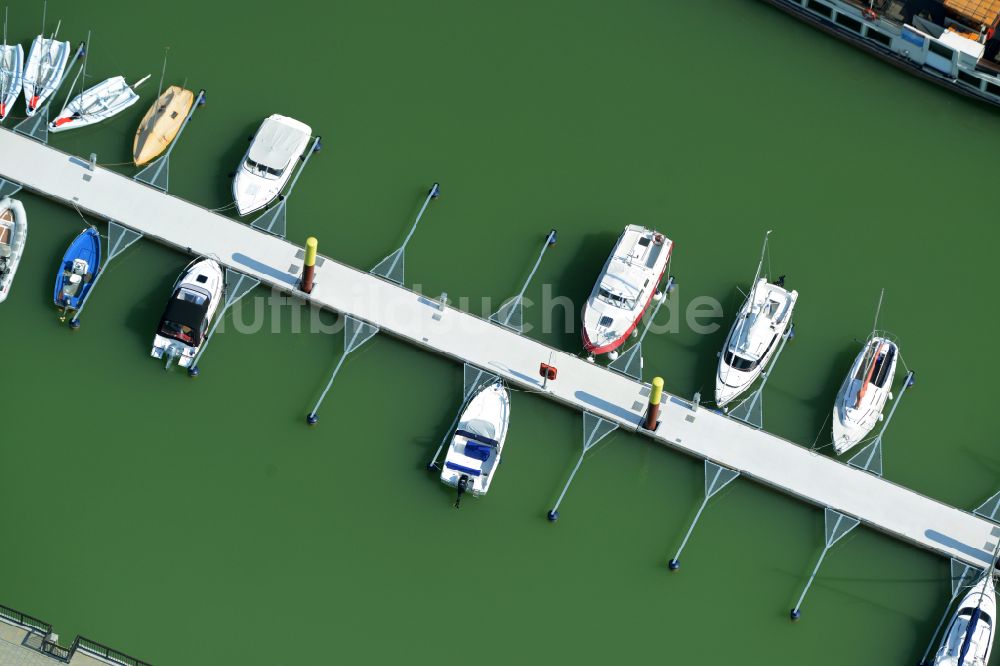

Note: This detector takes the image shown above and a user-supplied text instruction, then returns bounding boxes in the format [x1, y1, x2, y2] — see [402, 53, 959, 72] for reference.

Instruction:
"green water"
[2, 0, 999, 663]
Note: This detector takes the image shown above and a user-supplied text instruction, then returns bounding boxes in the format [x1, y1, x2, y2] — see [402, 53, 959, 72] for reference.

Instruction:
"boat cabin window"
[178, 287, 208, 306]
[245, 158, 285, 178]
[724, 351, 758, 372]
[929, 40, 955, 60]
[598, 288, 636, 310]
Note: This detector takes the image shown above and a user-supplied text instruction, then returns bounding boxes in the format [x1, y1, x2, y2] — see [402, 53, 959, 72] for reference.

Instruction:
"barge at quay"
[763, 0, 1000, 106]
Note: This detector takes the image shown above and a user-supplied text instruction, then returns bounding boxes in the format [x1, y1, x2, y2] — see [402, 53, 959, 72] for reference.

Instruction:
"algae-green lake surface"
[1, 0, 998, 663]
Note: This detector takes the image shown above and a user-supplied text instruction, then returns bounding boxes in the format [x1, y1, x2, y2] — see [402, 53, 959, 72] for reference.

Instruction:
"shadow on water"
[677, 285, 745, 401]
[123, 264, 185, 353]
[211, 119, 264, 210]
[794, 342, 860, 452]
[542, 230, 619, 352]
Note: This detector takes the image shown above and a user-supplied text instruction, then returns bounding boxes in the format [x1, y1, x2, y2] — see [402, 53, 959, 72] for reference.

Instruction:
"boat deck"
[0, 127, 997, 569]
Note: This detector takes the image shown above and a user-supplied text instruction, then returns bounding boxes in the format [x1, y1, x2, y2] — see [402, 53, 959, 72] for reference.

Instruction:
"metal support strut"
[668, 461, 739, 570]
[546, 412, 618, 522]
[490, 230, 557, 333]
[789, 508, 859, 620]
[306, 316, 379, 424]
[371, 183, 440, 285]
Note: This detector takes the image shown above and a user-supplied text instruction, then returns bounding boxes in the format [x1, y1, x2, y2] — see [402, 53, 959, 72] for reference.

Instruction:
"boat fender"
[862, 8, 878, 21]
[653, 233, 664, 245]
[539, 363, 558, 381]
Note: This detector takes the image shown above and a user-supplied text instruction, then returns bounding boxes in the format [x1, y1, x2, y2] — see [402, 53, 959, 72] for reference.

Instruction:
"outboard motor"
[774, 274, 786, 288]
[454, 474, 469, 509]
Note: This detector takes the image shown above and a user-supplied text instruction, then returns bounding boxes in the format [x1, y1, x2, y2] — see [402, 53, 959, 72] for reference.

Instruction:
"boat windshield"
[244, 158, 285, 178]
[157, 291, 210, 346]
[724, 350, 758, 372]
[598, 287, 637, 310]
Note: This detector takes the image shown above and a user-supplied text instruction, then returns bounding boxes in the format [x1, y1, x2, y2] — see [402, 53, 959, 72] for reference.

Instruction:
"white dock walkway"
[1, 127, 996, 569]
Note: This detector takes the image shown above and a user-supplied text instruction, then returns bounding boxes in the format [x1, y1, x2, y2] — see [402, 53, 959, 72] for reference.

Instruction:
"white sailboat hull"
[0, 197, 27, 303]
[715, 278, 797, 408]
[933, 572, 996, 666]
[0, 44, 24, 121]
[22, 35, 70, 117]
[831, 336, 898, 454]
[50, 76, 140, 133]
[440, 382, 511, 497]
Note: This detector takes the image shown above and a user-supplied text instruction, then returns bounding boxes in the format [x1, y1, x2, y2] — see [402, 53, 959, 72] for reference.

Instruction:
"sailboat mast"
[155, 46, 168, 102]
[2, 6, 8, 104]
[720, 230, 772, 394]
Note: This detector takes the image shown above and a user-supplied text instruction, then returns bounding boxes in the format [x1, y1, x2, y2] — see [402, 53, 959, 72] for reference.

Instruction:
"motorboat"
[53, 227, 100, 312]
[440, 380, 511, 507]
[22, 29, 70, 116]
[232, 114, 312, 216]
[0, 197, 27, 302]
[150, 259, 224, 368]
[133, 85, 195, 166]
[932, 571, 996, 665]
[715, 232, 797, 408]
[581, 224, 673, 359]
[50, 74, 149, 133]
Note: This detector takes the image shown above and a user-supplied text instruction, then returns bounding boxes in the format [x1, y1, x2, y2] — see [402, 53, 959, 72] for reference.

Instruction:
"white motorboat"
[0, 7, 24, 122]
[715, 232, 797, 408]
[0, 197, 27, 303]
[440, 380, 511, 506]
[50, 74, 149, 133]
[151, 259, 225, 369]
[22, 30, 70, 116]
[581, 224, 673, 359]
[933, 571, 996, 666]
[831, 334, 898, 455]
[232, 114, 312, 216]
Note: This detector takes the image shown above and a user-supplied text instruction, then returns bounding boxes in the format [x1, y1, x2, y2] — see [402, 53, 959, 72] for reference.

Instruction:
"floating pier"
[0, 126, 997, 573]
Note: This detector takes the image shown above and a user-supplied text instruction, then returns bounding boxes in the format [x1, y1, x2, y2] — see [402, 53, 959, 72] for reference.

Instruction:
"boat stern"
[151, 335, 197, 368]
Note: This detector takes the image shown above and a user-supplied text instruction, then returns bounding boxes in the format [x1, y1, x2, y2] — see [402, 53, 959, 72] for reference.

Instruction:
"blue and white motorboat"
[53, 227, 100, 312]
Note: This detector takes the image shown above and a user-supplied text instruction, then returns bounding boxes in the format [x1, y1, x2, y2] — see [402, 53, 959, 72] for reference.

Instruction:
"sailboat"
[133, 85, 194, 166]
[0, 8, 24, 122]
[715, 231, 798, 408]
[831, 291, 899, 455]
[132, 48, 195, 166]
[150, 259, 224, 369]
[0, 197, 27, 303]
[21, 17, 70, 117]
[931, 570, 997, 665]
[440, 380, 511, 507]
[49, 74, 149, 132]
[581, 224, 673, 360]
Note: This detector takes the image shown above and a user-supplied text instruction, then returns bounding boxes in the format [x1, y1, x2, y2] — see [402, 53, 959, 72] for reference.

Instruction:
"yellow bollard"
[645, 376, 664, 430]
[301, 237, 318, 294]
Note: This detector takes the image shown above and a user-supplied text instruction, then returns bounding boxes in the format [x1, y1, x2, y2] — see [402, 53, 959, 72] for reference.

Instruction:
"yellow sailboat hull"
[133, 86, 195, 167]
